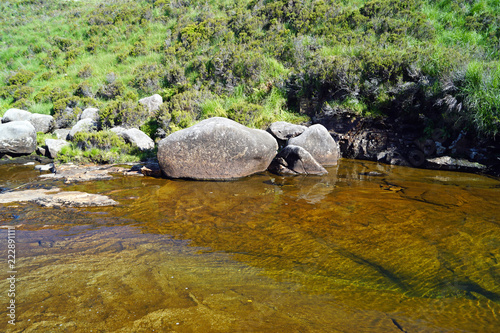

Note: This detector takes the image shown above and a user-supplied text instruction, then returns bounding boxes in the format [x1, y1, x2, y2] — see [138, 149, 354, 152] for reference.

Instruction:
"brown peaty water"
[0, 159, 499, 332]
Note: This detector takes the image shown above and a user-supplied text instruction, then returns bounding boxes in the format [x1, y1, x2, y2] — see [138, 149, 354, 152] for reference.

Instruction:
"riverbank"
[2, 111, 498, 180]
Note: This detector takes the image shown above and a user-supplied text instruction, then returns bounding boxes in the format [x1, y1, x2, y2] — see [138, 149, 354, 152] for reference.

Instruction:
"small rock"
[54, 129, 71, 140]
[0, 188, 118, 207]
[35, 163, 54, 172]
[68, 118, 98, 140]
[0, 121, 37, 155]
[426, 156, 486, 171]
[269, 145, 327, 175]
[45, 139, 70, 159]
[267, 121, 307, 141]
[29, 113, 55, 133]
[122, 128, 154, 151]
[79, 108, 100, 122]
[140, 163, 162, 177]
[139, 94, 163, 116]
[288, 124, 340, 166]
[2, 108, 32, 122]
[37, 146, 47, 156]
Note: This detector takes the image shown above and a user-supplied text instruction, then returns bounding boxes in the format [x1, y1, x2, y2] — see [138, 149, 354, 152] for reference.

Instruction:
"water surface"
[1, 160, 499, 332]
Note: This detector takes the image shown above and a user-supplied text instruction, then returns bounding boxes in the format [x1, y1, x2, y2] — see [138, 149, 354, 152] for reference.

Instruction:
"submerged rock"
[0, 188, 118, 207]
[0, 121, 37, 155]
[157, 117, 278, 180]
[269, 145, 327, 175]
[426, 156, 486, 172]
[288, 124, 340, 166]
[39, 163, 144, 182]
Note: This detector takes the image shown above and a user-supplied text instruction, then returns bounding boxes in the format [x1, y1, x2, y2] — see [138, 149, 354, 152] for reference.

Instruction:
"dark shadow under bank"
[312, 107, 500, 177]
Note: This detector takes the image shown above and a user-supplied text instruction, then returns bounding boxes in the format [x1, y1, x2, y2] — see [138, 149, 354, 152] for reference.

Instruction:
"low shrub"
[5, 69, 35, 86]
[97, 80, 125, 100]
[72, 130, 131, 152]
[77, 64, 93, 79]
[132, 64, 165, 94]
[100, 99, 148, 128]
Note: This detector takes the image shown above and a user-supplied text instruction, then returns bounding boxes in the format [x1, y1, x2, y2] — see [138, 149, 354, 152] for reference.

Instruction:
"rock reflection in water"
[0, 160, 499, 332]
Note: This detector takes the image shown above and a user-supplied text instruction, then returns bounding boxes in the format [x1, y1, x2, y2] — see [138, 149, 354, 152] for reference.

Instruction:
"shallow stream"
[1, 160, 499, 332]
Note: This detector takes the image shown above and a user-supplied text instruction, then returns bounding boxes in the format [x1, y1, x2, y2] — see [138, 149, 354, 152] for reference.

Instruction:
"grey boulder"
[29, 113, 55, 133]
[269, 145, 327, 175]
[2, 108, 32, 122]
[54, 129, 70, 140]
[267, 121, 307, 141]
[288, 124, 340, 166]
[139, 94, 163, 115]
[0, 121, 37, 154]
[45, 139, 70, 159]
[157, 117, 278, 180]
[68, 118, 98, 140]
[122, 128, 154, 151]
[110, 126, 127, 136]
[79, 108, 100, 122]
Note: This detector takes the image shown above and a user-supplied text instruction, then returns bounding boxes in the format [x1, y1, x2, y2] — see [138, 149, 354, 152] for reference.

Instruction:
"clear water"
[1, 160, 499, 332]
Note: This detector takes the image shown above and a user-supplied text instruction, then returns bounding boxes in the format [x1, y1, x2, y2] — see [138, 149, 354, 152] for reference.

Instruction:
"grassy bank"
[0, 0, 499, 142]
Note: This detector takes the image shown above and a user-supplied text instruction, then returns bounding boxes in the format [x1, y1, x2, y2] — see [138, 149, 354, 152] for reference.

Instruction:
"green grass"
[0, 0, 499, 139]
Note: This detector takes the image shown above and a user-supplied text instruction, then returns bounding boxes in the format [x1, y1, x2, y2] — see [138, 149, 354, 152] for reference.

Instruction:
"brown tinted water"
[0, 160, 499, 332]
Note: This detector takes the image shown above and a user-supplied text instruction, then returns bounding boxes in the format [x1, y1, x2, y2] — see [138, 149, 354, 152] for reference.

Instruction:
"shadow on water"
[1, 159, 500, 332]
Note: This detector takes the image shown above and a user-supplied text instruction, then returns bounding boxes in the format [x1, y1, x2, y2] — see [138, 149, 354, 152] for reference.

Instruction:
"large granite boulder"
[29, 113, 55, 133]
[157, 117, 278, 180]
[139, 94, 163, 115]
[68, 118, 98, 140]
[288, 124, 340, 166]
[2, 108, 32, 122]
[0, 121, 37, 154]
[45, 139, 70, 159]
[269, 145, 327, 175]
[122, 128, 154, 151]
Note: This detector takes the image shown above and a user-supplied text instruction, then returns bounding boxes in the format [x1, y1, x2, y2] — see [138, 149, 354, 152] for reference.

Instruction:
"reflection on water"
[1, 160, 499, 332]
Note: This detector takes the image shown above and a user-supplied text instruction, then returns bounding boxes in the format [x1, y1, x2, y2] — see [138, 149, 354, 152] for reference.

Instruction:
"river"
[1, 159, 499, 332]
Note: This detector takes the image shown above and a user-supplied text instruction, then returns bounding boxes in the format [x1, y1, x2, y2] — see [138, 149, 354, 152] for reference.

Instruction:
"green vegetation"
[0, 0, 499, 138]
